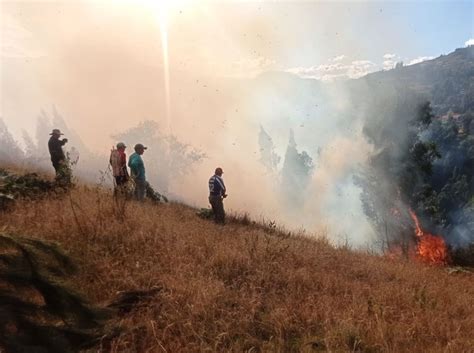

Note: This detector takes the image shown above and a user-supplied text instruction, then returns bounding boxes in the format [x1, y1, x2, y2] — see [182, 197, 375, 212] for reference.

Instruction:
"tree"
[112, 121, 205, 192]
[258, 126, 280, 173]
[280, 130, 314, 210]
[0, 118, 24, 165]
[22, 130, 39, 165]
[358, 100, 441, 251]
[35, 110, 53, 161]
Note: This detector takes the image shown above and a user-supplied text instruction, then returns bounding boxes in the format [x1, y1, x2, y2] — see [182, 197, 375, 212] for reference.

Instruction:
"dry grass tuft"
[1, 185, 474, 352]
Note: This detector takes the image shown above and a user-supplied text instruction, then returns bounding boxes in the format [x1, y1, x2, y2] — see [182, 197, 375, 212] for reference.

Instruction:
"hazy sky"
[1, 0, 473, 143]
[1, 0, 472, 245]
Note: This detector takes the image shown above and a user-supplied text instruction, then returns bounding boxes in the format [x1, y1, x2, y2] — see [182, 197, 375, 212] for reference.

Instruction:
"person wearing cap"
[128, 143, 148, 201]
[208, 167, 227, 224]
[110, 142, 129, 194]
[48, 129, 69, 183]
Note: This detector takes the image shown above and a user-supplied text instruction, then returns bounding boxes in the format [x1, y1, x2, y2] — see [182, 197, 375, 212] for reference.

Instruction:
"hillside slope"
[1, 183, 474, 353]
[362, 46, 474, 115]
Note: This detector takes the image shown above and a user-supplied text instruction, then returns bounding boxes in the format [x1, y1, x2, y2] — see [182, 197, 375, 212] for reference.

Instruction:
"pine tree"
[0, 119, 24, 165]
[258, 126, 280, 173]
[280, 130, 314, 209]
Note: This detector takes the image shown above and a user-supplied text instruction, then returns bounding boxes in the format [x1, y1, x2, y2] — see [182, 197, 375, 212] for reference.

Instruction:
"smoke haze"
[1, 1, 473, 248]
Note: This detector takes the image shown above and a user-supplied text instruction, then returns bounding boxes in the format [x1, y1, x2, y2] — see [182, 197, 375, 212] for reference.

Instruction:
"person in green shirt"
[128, 143, 147, 201]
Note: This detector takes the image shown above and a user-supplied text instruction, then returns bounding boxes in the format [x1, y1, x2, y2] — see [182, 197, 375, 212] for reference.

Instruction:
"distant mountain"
[361, 46, 474, 115]
[253, 46, 474, 116]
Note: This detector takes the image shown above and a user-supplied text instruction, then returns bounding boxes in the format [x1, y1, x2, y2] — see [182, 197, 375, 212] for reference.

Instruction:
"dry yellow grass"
[1, 185, 474, 353]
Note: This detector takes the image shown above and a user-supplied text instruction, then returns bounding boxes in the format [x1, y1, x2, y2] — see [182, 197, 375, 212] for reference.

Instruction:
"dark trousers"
[209, 195, 225, 224]
[52, 160, 62, 175]
[115, 175, 128, 186]
[52, 160, 71, 186]
[114, 176, 128, 197]
[134, 179, 147, 201]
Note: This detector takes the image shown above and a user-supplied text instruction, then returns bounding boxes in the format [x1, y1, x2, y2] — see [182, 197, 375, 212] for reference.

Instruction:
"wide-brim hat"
[49, 129, 64, 135]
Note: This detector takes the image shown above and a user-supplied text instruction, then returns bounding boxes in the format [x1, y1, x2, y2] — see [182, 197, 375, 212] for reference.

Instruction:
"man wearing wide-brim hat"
[48, 129, 69, 183]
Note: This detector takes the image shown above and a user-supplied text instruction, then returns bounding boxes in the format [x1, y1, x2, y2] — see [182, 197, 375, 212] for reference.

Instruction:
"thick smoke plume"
[1, 2, 472, 250]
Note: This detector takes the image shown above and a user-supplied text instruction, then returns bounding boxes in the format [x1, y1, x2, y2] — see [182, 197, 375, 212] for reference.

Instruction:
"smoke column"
[4, 1, 470, 248]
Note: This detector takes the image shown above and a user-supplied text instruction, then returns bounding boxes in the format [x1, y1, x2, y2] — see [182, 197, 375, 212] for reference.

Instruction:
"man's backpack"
[109, 148, 122, 177]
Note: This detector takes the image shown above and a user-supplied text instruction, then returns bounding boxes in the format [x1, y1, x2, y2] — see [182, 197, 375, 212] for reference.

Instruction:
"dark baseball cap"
[134, 143, 148, 150]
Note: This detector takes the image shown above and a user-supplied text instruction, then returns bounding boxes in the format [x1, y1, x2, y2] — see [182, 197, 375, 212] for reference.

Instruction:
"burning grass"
[409, 209, 449, 265]
[1, 184, 474, 352]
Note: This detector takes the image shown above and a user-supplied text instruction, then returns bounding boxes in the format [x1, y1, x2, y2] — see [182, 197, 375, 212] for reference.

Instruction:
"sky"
[1, 0, 473, 140]
[0, 0, 473, 245]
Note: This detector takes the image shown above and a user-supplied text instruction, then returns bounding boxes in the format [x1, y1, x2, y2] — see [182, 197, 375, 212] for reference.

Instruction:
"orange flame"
[408, 209, 448, 265]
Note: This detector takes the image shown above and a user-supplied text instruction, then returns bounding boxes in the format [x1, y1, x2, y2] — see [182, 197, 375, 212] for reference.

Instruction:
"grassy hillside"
[1, 181, 474, 352]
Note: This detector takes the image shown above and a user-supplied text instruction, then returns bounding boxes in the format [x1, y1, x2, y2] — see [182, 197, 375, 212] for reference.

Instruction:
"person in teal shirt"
[128, 143, 147, 201]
